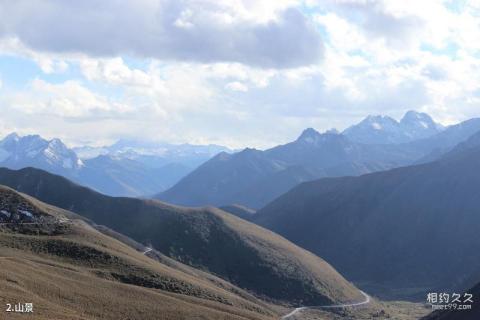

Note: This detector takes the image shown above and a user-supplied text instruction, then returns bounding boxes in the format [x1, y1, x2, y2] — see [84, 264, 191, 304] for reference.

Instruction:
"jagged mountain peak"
[401, 110, 438, 128]
[0, 133, 82, 171]
[401, 110, 431, 120]
[361, 114, 398, 129]
[297, 127, 322, 141]
[2, 132, 20, 142]
[344, 110, 443, 144]
[295, 128, 346, 148]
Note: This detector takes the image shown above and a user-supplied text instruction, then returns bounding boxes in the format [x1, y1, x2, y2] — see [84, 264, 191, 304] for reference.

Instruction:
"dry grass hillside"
[0, 186, 280, 320]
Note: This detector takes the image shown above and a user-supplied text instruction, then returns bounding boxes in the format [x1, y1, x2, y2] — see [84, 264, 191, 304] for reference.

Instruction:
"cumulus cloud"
[2, 79, 131, 118]
[79, 58, 151, 87]
[0, 0, 323, 68]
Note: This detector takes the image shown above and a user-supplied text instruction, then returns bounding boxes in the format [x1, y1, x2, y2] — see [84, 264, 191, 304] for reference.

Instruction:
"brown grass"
[0, 188, 281, 320]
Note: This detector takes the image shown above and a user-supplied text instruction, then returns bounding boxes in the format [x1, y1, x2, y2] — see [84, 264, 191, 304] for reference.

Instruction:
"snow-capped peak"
[401, 111, 434, 127]
[343, 111, 443, 144]
[400, 110, 444, 136]
[0, 133, 82, 171]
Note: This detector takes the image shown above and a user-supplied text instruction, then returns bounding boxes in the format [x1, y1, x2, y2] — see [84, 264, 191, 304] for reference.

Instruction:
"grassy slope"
[0, 167, 363, 306]
[0, 186, 279, 320]
[219, 204, 256, 221]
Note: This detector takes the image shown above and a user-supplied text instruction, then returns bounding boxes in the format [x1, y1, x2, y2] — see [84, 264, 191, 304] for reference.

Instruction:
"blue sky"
[1, 0, 480, 148]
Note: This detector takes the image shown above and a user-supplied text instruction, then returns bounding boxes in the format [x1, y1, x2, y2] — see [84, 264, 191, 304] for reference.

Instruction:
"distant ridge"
[157, 114, 480, 209]
[0, 133, 228, 197]
[157, 128, 419, 208]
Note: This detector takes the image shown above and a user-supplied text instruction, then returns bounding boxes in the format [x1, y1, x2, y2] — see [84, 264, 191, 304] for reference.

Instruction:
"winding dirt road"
[281, 291, 371, 319]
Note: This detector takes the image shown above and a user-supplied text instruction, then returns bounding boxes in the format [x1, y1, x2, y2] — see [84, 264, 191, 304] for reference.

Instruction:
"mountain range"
[0, 133, 230, 197]
[343, 111, 444, 144]
[3, 111, 478, 210]
[74, 138, 231, 168]
[0, 133, 84, 174]
[254, 130, 480, 300]
[157, 111, 480, 209]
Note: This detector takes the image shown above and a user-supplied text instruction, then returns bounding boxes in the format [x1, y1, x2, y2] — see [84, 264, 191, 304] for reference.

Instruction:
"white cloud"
[80, 57, 151, 87]
[0, 0, 323, 68]
[225, 81, 248, 92]
[3, 79, 131, 118]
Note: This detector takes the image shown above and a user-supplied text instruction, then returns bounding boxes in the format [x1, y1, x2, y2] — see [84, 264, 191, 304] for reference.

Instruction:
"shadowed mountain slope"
[255, 131, 480, 300]
[157, 130, 420, 209]
[0, 167, 363, 306]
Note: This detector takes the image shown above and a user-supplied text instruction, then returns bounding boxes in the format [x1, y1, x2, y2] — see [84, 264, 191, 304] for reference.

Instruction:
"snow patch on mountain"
[343, 111, 444, 144]
[0, 133, 83, 172]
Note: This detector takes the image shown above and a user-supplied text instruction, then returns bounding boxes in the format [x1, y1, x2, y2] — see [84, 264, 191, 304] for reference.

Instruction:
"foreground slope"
[0, 167, 363, 306]
[0, 186, 279, 320]
[255, 131, 480, 300]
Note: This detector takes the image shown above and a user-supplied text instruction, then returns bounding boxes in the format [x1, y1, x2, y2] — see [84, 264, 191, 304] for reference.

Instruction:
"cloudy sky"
[1, 0, 480, 148]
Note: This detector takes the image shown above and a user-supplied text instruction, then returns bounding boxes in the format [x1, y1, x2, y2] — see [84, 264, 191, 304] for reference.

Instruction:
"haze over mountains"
[158, 111, 480, 209]
[3, 110, 480, 212]
[254, 130, 480, 300]
[74, 138, 231, 168]
[0, 133, 230, 197]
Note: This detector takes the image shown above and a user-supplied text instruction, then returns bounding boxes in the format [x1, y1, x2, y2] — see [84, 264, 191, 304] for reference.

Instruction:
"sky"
[1, 0, 480, 148]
